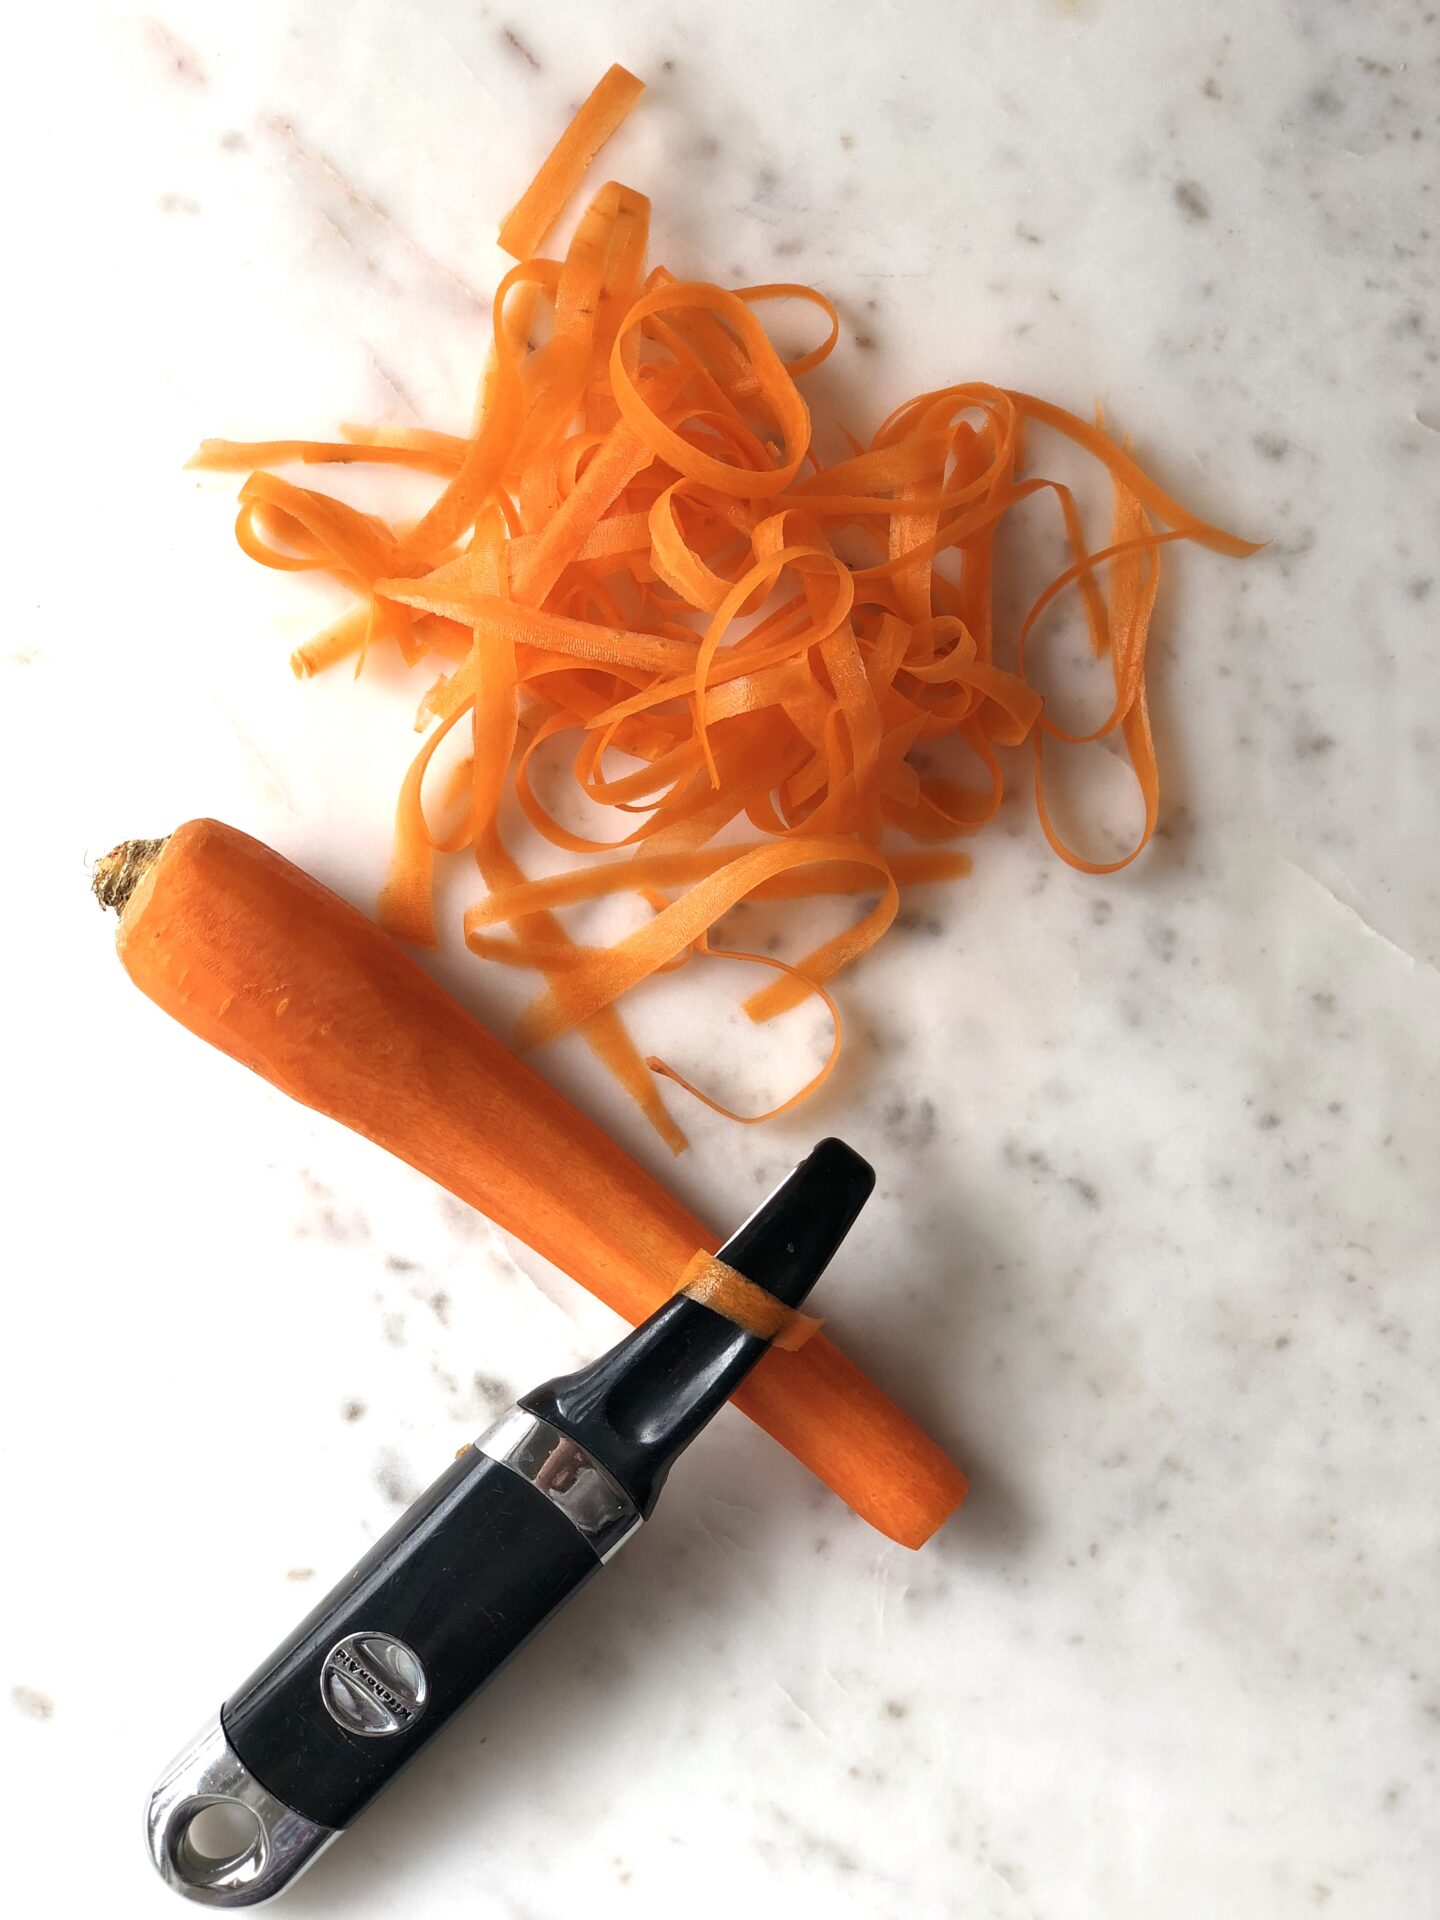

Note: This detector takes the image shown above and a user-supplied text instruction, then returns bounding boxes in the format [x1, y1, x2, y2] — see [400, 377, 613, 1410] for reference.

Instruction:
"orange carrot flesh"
[192, 70, 1258, 1150]
[497, 64, 645, 262]
[109, 820, 967, 1549]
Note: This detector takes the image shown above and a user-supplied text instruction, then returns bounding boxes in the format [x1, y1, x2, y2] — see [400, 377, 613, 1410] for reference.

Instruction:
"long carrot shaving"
[497, 65, 645, 262]
[193, 68, 1258, 1151]
[191, 435, 466, 476]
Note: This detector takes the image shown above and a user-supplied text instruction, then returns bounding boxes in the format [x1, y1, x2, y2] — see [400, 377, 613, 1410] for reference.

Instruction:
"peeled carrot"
[191, 68, 1258, 1150]
[94, 819, 968, 1550]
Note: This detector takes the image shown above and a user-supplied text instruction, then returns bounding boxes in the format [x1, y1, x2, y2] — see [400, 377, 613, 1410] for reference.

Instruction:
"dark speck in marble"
[219, 129, 248, 153]
[1173, 180, 1212, 223]
[375, 1449, 419, 1506]
[854, 333, 877, 351]
[1408, 577, 1433, 600]
[145, 19, 206, 87]
[1254, 432, 1291, 461]
[1312, 990, 1337, 1014]
[1090, 898, 1113, 925]
[1202, 76, 1223, 100]
[1009, 1142, 1052, 1176]
[882, 1096, 938, 1150]
[1308, 84, 1344, 117]
[416, 1287, 451, 1327]
[500, 25, 541, 69]
[661, 58, 676, 74]
[341, 1396, 367, 1422]
[1257, 1111, 1282, 1131]
[883, 1699, 908, 1719]
[1295, 730, 1337, 758]
[897, 909, 942, 936]
[1015, 223, 1043, 246]
[839, 134, 855, 151]
[385, 1253, 418, 1274]
[474, 1371, 510, 1408]
[10, 1686, 53, 1721]
[1066, 1176, 1101, 1210]
[754, 166, 780, 201]
[1273, 527, 1317, 566]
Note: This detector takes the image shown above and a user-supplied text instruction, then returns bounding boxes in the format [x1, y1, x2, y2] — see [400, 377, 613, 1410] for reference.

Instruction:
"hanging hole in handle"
[171, 1797, 267, 1890]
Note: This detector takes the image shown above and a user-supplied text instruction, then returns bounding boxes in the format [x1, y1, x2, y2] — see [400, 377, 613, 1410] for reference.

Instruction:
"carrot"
[497, 64, 645, 261]
[192, 68, 1259, 1150]
[94, 819, 968, 1550]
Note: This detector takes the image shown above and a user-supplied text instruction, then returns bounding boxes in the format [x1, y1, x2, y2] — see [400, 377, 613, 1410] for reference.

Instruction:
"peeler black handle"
[222, 1421, 624, 1830]
[146, 1418, 632, 1906]
[145, 1139, 874, 1907]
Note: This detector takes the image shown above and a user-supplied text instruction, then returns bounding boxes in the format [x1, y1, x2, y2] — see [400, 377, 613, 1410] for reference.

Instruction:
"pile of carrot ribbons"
[193, 66, 1256, 1152]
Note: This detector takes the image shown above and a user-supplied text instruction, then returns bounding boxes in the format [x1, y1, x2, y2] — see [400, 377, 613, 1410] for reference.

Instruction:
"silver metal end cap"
[145, 1715, 337, 1907]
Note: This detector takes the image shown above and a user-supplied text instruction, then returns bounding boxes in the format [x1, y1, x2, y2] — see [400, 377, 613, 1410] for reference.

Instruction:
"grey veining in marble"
[3, 3, 1437, 1917]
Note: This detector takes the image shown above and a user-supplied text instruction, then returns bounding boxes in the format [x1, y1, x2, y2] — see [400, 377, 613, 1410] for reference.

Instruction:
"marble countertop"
[5, 2, 1437, 1915]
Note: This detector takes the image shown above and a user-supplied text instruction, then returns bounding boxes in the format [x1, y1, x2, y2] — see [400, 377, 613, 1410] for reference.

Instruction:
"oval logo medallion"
[321, 1632, 427, 1738]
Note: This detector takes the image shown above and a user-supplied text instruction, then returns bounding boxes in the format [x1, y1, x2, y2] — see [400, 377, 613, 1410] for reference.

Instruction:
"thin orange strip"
[678, 1251, 825, 1351]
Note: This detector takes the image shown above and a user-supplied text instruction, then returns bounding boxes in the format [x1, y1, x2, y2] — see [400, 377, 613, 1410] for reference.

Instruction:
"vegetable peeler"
[145, 1137, 874, 1905]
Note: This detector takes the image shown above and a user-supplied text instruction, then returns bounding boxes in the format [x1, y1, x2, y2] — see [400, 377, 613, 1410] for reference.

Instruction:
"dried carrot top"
[192, 64, 1257, 1152]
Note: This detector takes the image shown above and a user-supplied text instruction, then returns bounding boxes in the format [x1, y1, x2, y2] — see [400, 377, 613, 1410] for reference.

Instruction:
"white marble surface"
[4, 2, 1438, 1915]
